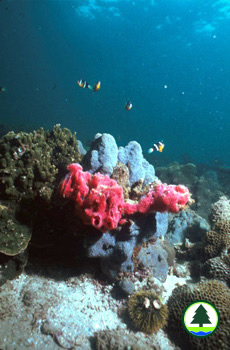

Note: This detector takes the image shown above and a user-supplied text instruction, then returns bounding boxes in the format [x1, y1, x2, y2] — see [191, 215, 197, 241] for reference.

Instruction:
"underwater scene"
[0, 0, 230, 349]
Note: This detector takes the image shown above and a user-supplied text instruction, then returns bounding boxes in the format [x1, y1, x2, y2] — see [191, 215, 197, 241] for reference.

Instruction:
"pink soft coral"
[59, 163, 191, 232]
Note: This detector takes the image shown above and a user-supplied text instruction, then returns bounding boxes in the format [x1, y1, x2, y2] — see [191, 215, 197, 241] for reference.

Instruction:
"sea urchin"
[128, 290, 168, 334]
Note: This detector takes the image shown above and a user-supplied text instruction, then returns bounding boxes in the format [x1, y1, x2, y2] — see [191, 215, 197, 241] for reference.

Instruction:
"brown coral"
[167, 280, 230, 350]
[111, 162, 130, 200]
[210, 196, 230, 223]
[203, 257, 230, 286]
[0, 124, 80, 203]
[204, 212, 230, 259]
[204, 229, 229, 258]
[0, 202, 31, 256]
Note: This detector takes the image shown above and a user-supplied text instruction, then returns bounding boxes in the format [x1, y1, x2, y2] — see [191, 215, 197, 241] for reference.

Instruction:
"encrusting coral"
[0, 125, 81, 285]
[204, 225, 230, 258]
[111, 162, 130, 200]
[203, 196, 230, 258]
[210, 195, 230, 223]
[156, 162, 198, 192]
[202, 256, 230, 286]
[187, 196, 230, 284]
[0, 124, 80, 203]
[0, 202, 31, 256]
[167, 280, 230, 350]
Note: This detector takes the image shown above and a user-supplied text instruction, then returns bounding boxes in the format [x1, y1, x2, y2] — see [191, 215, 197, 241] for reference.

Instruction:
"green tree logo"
[190, 304, 212, 327]
[182, 300, 220, 338]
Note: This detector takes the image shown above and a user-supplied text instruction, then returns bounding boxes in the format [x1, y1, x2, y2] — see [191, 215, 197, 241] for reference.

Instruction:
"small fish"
[0, 87, 6, 93]
[148, 141, 165, 154]
[77, 79, 100, 92]
[77, 79, 92, 90]
[93, 81, 101, 92]
[125, 100, 132, 110]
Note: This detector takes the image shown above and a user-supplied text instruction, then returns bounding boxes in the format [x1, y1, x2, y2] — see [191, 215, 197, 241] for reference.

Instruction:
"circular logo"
[182, 300, 220, 338]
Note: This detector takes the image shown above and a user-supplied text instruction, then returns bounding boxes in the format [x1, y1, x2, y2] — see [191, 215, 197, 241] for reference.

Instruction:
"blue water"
[190, 331, 212, 336]
[0, 0, 230, 166]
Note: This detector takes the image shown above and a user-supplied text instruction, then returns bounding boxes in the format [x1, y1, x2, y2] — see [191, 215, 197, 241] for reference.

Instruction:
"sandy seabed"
[0, 259, 187, 350]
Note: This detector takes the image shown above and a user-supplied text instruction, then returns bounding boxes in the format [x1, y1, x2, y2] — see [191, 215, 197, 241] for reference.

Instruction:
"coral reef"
[177, 196, 230, 285]
[128, 290, 168, 334]
[82, 133, 118, 175]
[0, 124, 82, 285]
[0, 124, 80, 202]
[156, 163, 225, 221]
[202, 196, 230, 263]
[0, 252, 27, 287]
[0, 202, 31, 256]
[166, 209, 209, 244]
[83, 134, 155, 186]
[167, 280, 230, 350]
[216, 167, 230, 197]
[132, 239, 170, 283]
[210, 195, 230, 223]
[58, 133, 193, 281]
[204, 224, 230, 259]
[84, 212, 169, 280]
[156, 162, 198, 191]
[115, 238, 176, 294]
[195, 171, 223, 220]
[0, 127, 193, 289]
[118, 140, 155, 186]
[198, 197, 230, 284]
[202, 256, 230, 286]
[111, 162, 130, 200]
[60, 163, 191, 232]
[60, 163, 124, 232]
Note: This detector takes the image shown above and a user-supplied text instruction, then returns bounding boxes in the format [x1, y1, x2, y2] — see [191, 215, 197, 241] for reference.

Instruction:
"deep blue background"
[0, 0, 230, 166]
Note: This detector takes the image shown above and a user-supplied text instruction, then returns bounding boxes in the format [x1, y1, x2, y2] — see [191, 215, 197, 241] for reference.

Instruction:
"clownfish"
[77, 79, 92, 90]
[125, 100, 132, 110]
[148, 141, 165, 154]
[93, 81, 101, 92]
[0, 86, 6, 93]
[77, 79, 101, 92]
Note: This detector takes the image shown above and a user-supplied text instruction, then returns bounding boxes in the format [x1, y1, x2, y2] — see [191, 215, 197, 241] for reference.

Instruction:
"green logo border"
[182, 300, 220, 338]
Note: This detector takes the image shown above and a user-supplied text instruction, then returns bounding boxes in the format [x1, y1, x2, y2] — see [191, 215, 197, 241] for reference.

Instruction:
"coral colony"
[1, 127, 230, 348]
[59, 163, 191, 232]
